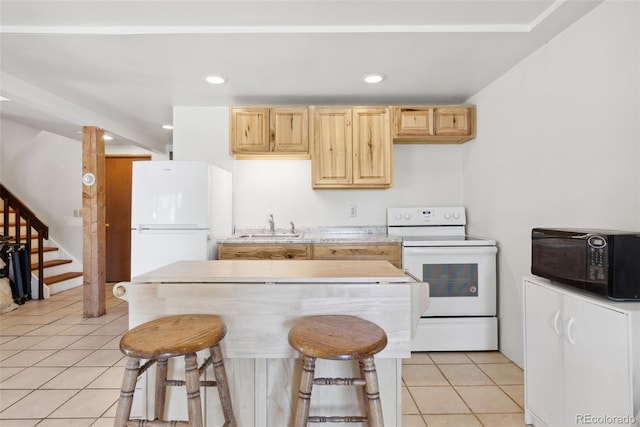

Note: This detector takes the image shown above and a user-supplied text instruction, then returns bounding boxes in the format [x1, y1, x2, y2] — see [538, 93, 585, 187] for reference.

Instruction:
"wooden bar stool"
[288, 315, 388, 427]
[114, 314, 236, 427]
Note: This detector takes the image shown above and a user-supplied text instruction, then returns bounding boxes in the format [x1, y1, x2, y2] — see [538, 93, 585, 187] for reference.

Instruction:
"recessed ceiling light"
[363, 73, 386, 84]
[162, 124, 174, 130]
[205, 75, 226, 85]
[103, 135, 114, 141]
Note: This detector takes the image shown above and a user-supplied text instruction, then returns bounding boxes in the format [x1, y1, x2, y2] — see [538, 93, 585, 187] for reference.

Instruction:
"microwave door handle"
[569, 234, 589, 239]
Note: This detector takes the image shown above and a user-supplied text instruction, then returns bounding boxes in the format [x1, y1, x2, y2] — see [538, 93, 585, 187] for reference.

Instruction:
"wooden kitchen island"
[114, 260, 428, 426]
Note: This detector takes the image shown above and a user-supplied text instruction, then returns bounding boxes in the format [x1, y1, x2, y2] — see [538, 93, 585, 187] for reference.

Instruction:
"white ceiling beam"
[0, 24, 533, 35]
[0, 71, 164, 152]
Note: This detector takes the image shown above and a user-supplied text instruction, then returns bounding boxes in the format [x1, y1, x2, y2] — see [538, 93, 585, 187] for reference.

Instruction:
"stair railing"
[0, 183, 49, 299]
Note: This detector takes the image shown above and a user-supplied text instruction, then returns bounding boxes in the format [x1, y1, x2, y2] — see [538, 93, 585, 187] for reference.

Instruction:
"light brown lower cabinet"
[217, 242, 401, 267]
[218, 244, 311, 260]
[311, 243, 401, 268]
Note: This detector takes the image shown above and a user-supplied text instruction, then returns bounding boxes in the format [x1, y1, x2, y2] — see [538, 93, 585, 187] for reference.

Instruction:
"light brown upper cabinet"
[229, 107, 309, 159]
[311, 106, 393, 189]
[392, 105, 476, 144]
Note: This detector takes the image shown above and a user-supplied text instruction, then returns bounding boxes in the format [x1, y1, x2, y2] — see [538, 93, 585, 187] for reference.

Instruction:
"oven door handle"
[402, 246, 497, 255]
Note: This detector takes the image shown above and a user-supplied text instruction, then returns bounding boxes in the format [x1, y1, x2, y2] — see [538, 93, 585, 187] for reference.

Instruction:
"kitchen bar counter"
[115, 260, 427, 427]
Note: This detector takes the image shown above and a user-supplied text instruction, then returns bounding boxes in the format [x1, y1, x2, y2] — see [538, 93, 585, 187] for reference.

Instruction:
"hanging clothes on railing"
[0, 237, 18, 313]
[0, 240, 31, 305]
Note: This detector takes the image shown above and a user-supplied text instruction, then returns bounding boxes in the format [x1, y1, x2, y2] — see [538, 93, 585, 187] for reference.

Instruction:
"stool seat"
[120, 314, 226, 360]
[288, 314, 387, 360]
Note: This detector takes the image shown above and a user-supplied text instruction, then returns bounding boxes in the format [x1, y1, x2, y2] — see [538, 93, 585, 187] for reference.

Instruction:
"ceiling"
[0, 0, 602, 153]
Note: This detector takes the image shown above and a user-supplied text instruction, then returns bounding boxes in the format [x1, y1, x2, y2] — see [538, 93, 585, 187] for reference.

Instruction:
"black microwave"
[531, 228, 640, 300]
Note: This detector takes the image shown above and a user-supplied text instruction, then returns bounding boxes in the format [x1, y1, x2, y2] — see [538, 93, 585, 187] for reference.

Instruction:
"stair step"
[31, 259, 72, 270]
[44, 272, 83, 285]
[7, 235, 39, 242]
[31, 246, 57, 254]
[0, 219, 27, 227]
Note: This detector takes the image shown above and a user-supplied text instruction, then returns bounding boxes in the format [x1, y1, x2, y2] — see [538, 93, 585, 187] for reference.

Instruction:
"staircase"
[30, 241, 83, 297]
[1, 184, 82, 299]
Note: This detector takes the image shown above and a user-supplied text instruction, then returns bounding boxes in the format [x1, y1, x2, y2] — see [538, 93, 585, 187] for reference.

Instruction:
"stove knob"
[444, 212, 451, 219]
[395, 213, 402, 220]
[453, 212, 460, 220]
[403, 213, 411, 220]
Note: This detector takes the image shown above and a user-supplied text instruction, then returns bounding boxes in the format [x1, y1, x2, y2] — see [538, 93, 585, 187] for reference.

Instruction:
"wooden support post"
[82, 126, 106, 317]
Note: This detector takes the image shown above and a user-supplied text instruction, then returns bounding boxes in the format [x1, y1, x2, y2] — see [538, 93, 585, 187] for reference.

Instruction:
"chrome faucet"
[268, 214, 275, 233]
[289, 221, 296, 234]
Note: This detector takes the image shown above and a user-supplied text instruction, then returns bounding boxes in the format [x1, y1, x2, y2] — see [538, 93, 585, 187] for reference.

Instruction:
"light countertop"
[131, 259, 412, 283]
[216, 226, 401, 244]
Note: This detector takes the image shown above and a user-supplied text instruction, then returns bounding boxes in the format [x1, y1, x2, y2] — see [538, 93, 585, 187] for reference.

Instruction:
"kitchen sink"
[236, 233, 302, 238]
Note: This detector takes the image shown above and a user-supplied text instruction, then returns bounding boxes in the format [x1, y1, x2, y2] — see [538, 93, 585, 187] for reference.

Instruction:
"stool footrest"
[313, 377, 366, 386]
[125, 419, 191, 426]
[165, 379, 218, 387]
[308, 415, 368, 423]
[138, 359, 156, 377]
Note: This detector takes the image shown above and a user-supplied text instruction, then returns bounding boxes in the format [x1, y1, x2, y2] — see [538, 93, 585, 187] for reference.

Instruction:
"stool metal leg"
[293, 354, 316, 427]
[359, 356, 384, 427]
[210, 344, 237, 427]
[184, 353, 204, 427]
[154, 358, 168, 420]
[114, 356, 141, 427]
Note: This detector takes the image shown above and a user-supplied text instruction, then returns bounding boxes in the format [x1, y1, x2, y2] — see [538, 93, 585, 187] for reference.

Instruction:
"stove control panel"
[387, 207, 466, 226]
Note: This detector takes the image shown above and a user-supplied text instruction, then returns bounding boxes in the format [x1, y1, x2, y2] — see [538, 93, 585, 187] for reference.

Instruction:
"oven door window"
[402, 246, 497, 316]
[424, 264, 478, 297]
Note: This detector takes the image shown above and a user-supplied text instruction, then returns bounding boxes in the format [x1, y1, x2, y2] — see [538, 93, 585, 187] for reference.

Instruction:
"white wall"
[173, 106, 464, 229]
[462, 0, 640, 366]
[0, 119, 162, 262]
[1, 119, 84, 259]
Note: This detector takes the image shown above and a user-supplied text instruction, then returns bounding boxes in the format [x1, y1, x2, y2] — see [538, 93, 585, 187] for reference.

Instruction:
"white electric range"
[387, 207, 498, 351]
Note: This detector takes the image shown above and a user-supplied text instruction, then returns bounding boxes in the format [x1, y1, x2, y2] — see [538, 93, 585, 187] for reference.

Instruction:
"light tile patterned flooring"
[1, 285, 529, 427]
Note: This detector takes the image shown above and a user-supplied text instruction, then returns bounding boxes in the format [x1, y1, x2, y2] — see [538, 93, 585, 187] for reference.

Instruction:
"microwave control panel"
[587, 236, 608, 283]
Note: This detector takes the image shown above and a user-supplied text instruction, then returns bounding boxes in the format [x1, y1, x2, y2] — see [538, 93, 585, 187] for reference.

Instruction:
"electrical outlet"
[348, 205, 357, 217]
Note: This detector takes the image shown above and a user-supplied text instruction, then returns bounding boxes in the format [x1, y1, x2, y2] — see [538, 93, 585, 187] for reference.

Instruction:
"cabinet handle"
[553, 311, 562, 337]
[566, 317, 577, 346]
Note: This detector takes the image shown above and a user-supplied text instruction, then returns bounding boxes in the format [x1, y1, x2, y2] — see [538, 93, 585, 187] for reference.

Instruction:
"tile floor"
[1, 285, 530, 427]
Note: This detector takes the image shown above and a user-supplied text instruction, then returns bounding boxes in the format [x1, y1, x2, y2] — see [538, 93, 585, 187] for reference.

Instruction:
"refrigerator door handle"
[137, 224, 206, 231]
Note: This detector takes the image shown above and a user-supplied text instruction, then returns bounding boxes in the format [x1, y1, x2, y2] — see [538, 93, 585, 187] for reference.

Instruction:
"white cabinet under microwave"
[524, 277, 640, 427]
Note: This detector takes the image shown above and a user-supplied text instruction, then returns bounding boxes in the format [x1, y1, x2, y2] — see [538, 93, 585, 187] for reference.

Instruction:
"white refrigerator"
[130, 160, 232, 279]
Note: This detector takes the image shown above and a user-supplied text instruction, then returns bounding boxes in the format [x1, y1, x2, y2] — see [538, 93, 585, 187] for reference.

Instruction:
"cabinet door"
[525, 280, 635, 427]
[524, 280, 565, 426]
[270, 107, 308, 153]
[352, 107, 392, 187]
[434, 107, 472, 136]
[312, 243, 401, 268]
[218, 244, 310, 260]
[563, 296, 632, 424]
[311, 107, 353, 187]
[230, 108, 270, 153]
[393, 107, 434, 137]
